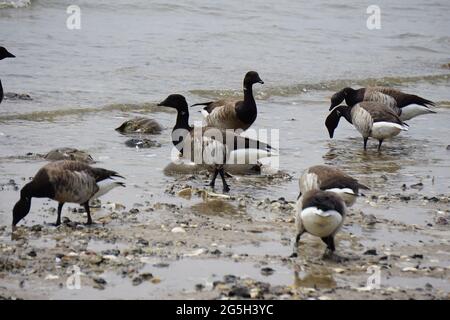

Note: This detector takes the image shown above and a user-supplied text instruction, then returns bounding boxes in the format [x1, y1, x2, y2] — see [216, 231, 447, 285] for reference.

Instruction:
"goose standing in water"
[298, 165, 369, 208]
[326, 101, 409, 151]
[190, 71, 264, 130]
[12, 161, 125, 227]
[0, 47, 16, 105]
[292, 189, 346, 260]
[329, 86, 436, 121]
[158, 94, 273, 192]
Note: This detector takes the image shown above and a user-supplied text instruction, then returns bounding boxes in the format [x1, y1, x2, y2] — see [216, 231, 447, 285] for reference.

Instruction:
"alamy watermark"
[366, 5, 381, 30]
[170, 122, 279, 169]
[365, 265, 381, 290]
[66, 265, 82, 290]
[66, 5, 81, 30]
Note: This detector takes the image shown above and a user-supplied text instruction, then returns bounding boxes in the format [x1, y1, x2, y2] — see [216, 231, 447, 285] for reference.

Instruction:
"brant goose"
[326, 101, 409, 151]
[190, 71, 264, 130]
[292, 190, 346, 259]
[12, 160, 125, 227]
[298, 165, 368, 207]
[115, 117, 162, 135]
[158, 94, 273, 192]
[0, 47, 15, 105]
[329, 86, 436, 121]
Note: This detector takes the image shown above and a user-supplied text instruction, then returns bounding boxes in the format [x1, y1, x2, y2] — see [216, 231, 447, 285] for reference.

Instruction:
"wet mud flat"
[0, 88, 449, 300]
[0, 173, 449, 300]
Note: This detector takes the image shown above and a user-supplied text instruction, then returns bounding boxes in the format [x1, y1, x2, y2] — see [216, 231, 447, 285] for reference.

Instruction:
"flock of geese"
[2, 46, 437, 259]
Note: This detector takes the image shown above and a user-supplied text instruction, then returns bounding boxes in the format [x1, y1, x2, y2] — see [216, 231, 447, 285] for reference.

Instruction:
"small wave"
[0, 0, 31, 9]
[0, 102, 171, 122]
[190, 73, 450, 100]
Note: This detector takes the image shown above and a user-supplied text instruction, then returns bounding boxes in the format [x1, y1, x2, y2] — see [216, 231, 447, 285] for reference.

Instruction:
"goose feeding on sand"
[12, 160, 125, 227]
[326, 101, 409, 151]
[329, 86, 436, 121]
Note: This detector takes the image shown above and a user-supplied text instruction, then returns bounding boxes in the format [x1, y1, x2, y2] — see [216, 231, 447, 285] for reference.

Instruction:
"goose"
[292, 189, 346, 259]
[329, 86, 436, 121]
[12, 160, 125, 227]
[0, 47, 16, 105]
[157, 94, 273, 192]
[325, 101, 409, 151]
[298, 165, 369, 207]
[190, 71, 264, 130]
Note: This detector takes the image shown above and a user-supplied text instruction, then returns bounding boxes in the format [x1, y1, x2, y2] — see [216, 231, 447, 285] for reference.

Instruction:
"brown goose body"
[298, 165, 368, 207]
[330, 86, 436, 121]
[293, 189, 346, 258]
[12, 160, 125, 226]
[198, 99, 252, 130]
[326, 101, 409, 150]
[191, 71, 263, 131]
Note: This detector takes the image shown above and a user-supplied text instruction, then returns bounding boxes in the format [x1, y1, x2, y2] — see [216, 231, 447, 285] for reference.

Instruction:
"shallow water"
[0, 1, 449, 299]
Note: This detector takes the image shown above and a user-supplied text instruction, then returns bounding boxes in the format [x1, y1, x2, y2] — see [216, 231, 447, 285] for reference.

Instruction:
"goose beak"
[258, 79, 264, 84]
[4, 50, 15, 58]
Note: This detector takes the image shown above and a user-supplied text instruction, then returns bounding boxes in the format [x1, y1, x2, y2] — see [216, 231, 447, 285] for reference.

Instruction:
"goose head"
[330, 87, 355, 110]
[325, 105, 351, 138]
[12, 186, 32, 227]
[157, 94, 188, 111]
[243, 71, 264, 88]
[0, 47, 15, 60]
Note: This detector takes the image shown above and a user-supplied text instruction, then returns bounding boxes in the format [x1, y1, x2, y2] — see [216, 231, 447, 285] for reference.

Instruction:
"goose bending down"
[158, 94, 274, 192]
[0, 47, 16, 105]
[329, 86, 436, 121]
[190, 71, 264, 130]
[292, 190, 346, 259]
[298, 165, 369, 208]
[326, 101, 409, 151]
[12, 160, 125, 227]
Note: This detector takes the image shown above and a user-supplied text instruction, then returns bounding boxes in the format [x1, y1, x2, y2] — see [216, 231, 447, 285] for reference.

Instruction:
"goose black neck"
[0, 79, 3, 104]
[171, 108, 191, 153]
[346, 88, 365, 106]
[173, 108, 190, 131]
[236, 83, 257, 124]
[341, 105, 353, 124]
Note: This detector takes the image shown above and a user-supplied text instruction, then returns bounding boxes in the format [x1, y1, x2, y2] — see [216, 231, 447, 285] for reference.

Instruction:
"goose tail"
[91, 181, 125, 200]
[190, 102, 213, 108]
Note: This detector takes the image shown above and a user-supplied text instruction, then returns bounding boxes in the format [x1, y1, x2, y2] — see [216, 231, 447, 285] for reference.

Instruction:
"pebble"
[183, 248, 206, 257]
[229, 286, 250, 298]
[402, 267, 418, 272]
[364, 249, 378, 256]
[171, 227, 186, 233]
[261, 267, 275, 276]
[93, 277, 107, 285]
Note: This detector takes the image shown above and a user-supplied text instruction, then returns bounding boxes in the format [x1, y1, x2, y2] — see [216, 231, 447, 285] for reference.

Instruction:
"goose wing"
[359, 101, 404, 125]
[364, 88, 398, 110]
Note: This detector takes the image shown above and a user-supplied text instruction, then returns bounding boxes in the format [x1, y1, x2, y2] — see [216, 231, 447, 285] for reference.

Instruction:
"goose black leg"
[55, 202, 64, 226]
[321, 236, 348, 262]
[321, 236, 335, 252]
[219, 168, 230, 193]
[83, 202, 93, 225]
[363, 137, 368, 150]
[209, 168, 219, 189]
[377, 139, 383, 151]
[290, 231, 304, 258]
